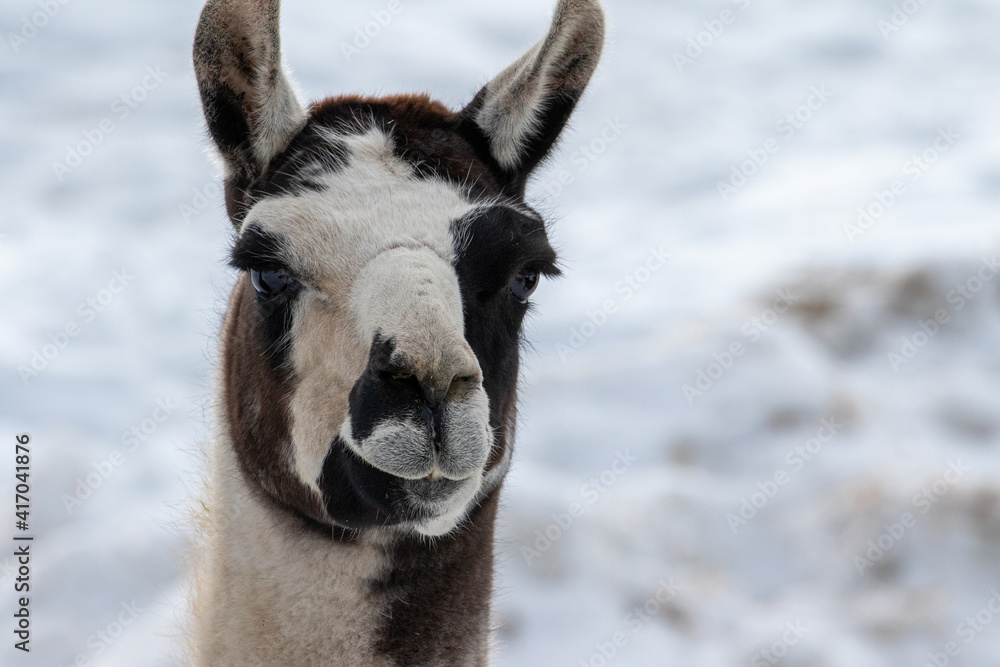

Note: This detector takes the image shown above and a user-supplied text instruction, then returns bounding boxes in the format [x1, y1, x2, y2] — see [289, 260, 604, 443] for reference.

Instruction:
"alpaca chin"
[411, 474, 485, 537]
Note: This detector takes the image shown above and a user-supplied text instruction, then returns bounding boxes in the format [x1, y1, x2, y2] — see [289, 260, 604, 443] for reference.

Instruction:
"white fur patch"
[251, 62, 308, 169]
[195, 427, 392, 665]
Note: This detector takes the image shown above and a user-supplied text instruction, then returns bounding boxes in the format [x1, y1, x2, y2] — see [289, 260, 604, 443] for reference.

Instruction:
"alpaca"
[189, 0, 604, 664]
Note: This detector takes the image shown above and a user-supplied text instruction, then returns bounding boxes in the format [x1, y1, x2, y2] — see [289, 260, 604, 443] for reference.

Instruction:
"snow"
[2, 0, 999, 664]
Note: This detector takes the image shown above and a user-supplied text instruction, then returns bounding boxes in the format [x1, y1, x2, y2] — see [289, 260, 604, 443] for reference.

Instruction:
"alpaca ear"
[461, 0, 605, 180]
[193, 0, 306, 187]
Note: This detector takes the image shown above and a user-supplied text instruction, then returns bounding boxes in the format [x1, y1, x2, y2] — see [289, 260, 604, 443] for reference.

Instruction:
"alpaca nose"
[349, 246, 483, 400]
[367, 333, 480, 423]
[380, 362, 477, 452]
[346, 332, 489, 481]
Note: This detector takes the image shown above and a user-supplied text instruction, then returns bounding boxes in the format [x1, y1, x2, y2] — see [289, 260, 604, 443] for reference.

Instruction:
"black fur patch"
[348, 335, 420, 442]
[453, 206, 560, 302]
[199, 82, 255, 179]
[317, 437, 426, 530]
[452, 206, 558, 449]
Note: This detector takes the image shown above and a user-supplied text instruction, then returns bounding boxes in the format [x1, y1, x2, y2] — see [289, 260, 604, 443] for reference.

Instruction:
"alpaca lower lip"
[403, 476, 464, 504]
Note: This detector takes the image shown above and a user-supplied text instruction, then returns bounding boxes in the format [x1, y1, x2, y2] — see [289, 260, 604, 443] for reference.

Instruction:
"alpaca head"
[194, 0, 604, 537]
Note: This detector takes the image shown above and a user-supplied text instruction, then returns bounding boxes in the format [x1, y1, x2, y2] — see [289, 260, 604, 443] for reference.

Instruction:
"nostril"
[446, 373, 481, 399]
[423, 372, 478, 408]
[375, 362, 419, 387]
[379, 371, 414, 383]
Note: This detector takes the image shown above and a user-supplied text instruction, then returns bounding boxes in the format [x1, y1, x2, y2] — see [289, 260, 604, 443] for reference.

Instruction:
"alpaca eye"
[510, 271, 540, 303]
[250, 267, 295, 296]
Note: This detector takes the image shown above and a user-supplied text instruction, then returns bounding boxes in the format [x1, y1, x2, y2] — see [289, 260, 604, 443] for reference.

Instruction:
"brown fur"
[220, 276, 328, 525]
[375, 492, 501, 665]
[310, 94, 511, 199]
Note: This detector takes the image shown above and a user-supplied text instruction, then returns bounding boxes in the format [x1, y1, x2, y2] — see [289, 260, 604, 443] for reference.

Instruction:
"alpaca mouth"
[318, 436, 480, 531]
[338, 408, 490, 482]
[403, 476, 467, 506]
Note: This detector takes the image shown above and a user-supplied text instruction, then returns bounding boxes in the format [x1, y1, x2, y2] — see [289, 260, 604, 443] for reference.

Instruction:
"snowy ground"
[2, 0, 999, 665]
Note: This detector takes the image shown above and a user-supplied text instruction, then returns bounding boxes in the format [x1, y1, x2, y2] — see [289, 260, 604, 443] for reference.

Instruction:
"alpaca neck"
[194, 438, 498, 666]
